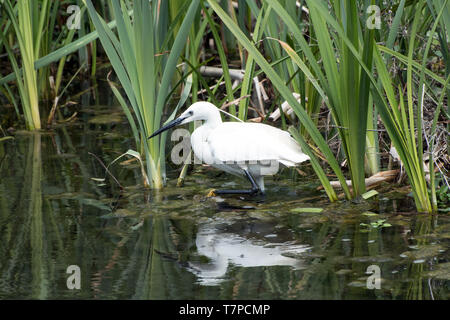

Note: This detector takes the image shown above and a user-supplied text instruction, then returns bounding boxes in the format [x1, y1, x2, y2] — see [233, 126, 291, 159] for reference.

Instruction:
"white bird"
[149, 101, 310, 195]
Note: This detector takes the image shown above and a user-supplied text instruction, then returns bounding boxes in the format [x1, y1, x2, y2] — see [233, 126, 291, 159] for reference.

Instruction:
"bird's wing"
[206, 122, 309, 165]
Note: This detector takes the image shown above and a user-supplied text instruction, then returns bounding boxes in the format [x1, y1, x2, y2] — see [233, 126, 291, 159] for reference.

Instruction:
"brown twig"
[88, 152, 124, 190]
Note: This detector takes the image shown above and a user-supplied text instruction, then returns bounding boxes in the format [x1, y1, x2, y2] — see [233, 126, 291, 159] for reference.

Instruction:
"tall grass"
[267, 0, 376, 197]
[428, 0, 450, 155]
[0, 0, 446, 213]
[207, 0, 352, 201]
[288, 0, 447, 212]
[206, 0, 448, 212]
[0, 6, 129, 86]
[83, 0, 200, 188]
[0, 1, 92, 129]
[1, 0, 42, 130]
[373, 0, 449, 212]
[207, 0, 389, 200]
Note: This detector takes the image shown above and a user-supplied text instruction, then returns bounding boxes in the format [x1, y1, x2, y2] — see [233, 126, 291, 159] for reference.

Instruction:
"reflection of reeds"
[86, 216, 197, 299]
[404, 215, 439, 300]
[0, 134, 48, 298]
[0, 133, 89, 299]
[131, 218, 196, 299]
[28, 133, 47, 298]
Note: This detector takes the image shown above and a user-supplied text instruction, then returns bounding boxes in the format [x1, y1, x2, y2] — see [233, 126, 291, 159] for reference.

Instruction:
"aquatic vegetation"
[372, 0, 449, 212]
[0, 1, 95, 129]
[359, 219, 392, 231]
[0, 0, 449, 304]
[207, 0, 351, 201]
[0, 0, 448, 214]
[1, 0, 42, 130]
[0, 126, 449, 299]
[207, 0, 448, 213]
[252, 0, 378, 198]
[83, 0, 200, 188]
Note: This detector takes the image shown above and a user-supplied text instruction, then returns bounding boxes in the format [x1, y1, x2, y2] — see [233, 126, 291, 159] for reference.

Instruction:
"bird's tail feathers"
[279, 153, 310, 167]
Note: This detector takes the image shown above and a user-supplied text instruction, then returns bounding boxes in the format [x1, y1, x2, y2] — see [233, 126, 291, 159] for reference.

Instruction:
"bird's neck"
[203, 109, 222, 129]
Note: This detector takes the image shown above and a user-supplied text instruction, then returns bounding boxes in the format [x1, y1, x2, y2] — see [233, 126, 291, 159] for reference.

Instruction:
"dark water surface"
[0, 106, 449, 300]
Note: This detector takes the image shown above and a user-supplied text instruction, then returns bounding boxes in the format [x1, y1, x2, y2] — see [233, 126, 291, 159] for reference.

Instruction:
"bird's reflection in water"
[188, 219, 310, 286]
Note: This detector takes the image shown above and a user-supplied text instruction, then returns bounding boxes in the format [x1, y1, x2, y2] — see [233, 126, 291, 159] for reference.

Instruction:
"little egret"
[149, 101, 310, 195]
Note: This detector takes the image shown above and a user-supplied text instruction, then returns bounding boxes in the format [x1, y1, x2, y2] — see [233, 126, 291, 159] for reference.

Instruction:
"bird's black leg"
[243, 169, 261, 192]
[213, 170, 260, 195]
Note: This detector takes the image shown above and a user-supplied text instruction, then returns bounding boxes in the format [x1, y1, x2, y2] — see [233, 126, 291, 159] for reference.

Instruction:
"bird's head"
[148, 102, 220, 139]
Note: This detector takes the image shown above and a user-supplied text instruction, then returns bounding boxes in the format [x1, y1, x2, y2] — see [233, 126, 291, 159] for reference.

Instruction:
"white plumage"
[150, 101, 310, 193]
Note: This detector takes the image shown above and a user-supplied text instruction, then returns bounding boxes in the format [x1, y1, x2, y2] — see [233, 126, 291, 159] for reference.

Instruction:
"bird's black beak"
[148, 115, 187, 139]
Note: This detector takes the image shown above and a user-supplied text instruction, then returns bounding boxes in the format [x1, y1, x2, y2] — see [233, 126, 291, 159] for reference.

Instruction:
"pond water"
[0, 102, 449, 300]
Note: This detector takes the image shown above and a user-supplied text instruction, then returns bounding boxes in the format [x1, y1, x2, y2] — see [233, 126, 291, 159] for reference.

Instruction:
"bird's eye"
[189, 111, 193, 116]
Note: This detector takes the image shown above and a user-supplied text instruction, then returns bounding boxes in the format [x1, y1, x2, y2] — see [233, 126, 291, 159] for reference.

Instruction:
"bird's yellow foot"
[206, 189, 217, 197]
